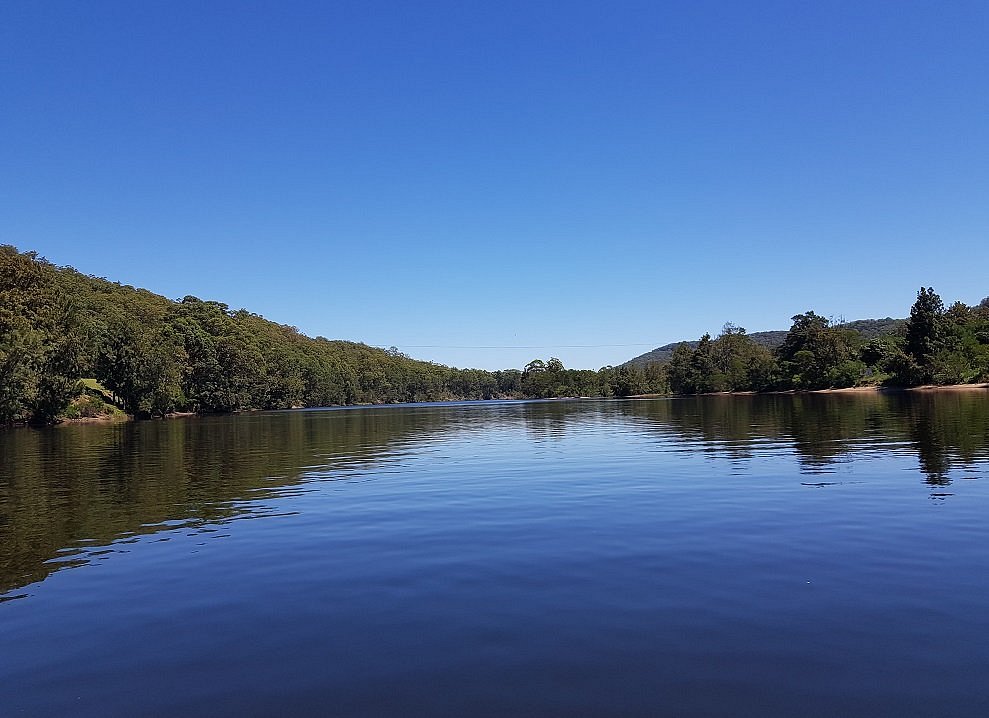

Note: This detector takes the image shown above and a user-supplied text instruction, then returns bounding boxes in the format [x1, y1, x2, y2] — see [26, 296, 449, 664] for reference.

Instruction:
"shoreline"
[631, 383, 989, 399]
[809, 383, 989, 394]
[4, 385, 986, 429]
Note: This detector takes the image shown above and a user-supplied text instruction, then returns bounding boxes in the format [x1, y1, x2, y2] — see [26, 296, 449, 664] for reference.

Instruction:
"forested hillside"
[1, 246, 656, 424]
[658, 297, 989, 394]
[2, 246, 987, 426]
[626, 318, 905, 366]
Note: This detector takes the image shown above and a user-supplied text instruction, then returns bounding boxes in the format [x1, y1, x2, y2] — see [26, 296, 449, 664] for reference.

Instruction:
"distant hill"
[625, 318, 905, 367]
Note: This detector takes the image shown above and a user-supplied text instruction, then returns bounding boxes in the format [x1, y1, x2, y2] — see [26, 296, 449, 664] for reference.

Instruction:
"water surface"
[2, 394, 989, 716]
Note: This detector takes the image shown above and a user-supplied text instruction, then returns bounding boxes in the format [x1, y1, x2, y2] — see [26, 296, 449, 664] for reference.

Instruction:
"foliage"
[654, 289, 988, 395]
[2, 246, 986, 423]
[0, 247, 86, 424]
[626, 317, 905, 366]
[896, 288, 989, 385]
[63, 393, 123, 420]
[667, 325, 779, 394]
[775, 312, 863, 390]
[4, 246, 659, 424]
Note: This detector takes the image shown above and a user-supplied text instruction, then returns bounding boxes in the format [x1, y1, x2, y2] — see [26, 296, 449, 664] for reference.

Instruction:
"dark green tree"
[776, 312, 861, 389]
[667, 343, 698, 394]
[905, 288, 948, 364]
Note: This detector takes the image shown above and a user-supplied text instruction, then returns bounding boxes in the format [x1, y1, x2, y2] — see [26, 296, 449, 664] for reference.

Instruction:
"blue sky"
[2, 1, 987, 370]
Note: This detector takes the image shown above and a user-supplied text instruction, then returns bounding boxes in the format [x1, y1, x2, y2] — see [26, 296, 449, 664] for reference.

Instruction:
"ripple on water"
[2, 395, 989, 717]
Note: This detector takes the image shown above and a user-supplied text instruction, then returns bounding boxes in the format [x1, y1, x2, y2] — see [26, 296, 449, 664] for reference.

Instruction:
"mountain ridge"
[624, 318, 906, 367]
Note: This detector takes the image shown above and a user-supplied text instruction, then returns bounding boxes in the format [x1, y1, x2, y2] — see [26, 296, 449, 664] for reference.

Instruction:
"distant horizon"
[3, 1, 987, 369]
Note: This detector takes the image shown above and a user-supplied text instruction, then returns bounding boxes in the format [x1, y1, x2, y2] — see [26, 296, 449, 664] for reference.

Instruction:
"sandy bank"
[808, 383, 989, 394]
[631, 383, 989, 399]
[900, 383, 989, 392]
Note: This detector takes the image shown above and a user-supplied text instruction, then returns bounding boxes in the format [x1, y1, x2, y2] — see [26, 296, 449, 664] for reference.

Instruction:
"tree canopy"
[1, 247, 985, 425]
[657, 288, 988, 395]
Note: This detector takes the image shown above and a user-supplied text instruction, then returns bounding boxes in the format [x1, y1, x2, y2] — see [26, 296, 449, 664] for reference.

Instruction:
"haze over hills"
[625, 318, 906, 367]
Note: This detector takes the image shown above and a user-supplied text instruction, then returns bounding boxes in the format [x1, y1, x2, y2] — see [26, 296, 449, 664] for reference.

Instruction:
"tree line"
[1, 246, 663, 425]
[2, 245, 986, 425]
[663, 290, 989, 394]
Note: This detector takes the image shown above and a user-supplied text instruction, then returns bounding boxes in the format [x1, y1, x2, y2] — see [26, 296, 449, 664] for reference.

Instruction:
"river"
[2, 394, 988, 716]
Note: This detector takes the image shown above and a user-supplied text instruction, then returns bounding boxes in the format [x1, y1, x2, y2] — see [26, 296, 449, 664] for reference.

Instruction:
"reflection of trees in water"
[623, 392, 989, 485]
[3, 394, 988, 594]
[0, 408, 465, 594]
[521, 400, 585, 442]
[624, 394, 883, 467]
[911, 412, 951, 486]
[0, 401, 615, 594]
[625, 396, 761, 461]
[901, 394, 989, 487]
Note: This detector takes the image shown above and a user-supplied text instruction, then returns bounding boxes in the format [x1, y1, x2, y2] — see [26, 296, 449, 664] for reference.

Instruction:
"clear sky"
[2, 1, 987, 370]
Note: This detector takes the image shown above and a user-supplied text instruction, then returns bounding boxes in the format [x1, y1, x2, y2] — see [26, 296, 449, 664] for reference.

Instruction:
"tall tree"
[905, 287, 948, 363]
[667, 342, 698, 394]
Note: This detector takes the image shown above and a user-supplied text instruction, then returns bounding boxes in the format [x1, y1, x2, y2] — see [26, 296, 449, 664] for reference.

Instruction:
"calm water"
[2, 394, 989, 717]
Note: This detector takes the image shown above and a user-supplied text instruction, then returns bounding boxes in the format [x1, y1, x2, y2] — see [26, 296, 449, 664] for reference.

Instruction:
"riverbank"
[810, 383, 989, 394]
[5, 385, 987, 429]
[630, 383, 989, 399]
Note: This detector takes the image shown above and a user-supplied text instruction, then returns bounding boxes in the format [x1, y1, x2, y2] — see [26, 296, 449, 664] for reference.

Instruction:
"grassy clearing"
[60, 379, 125, 420]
